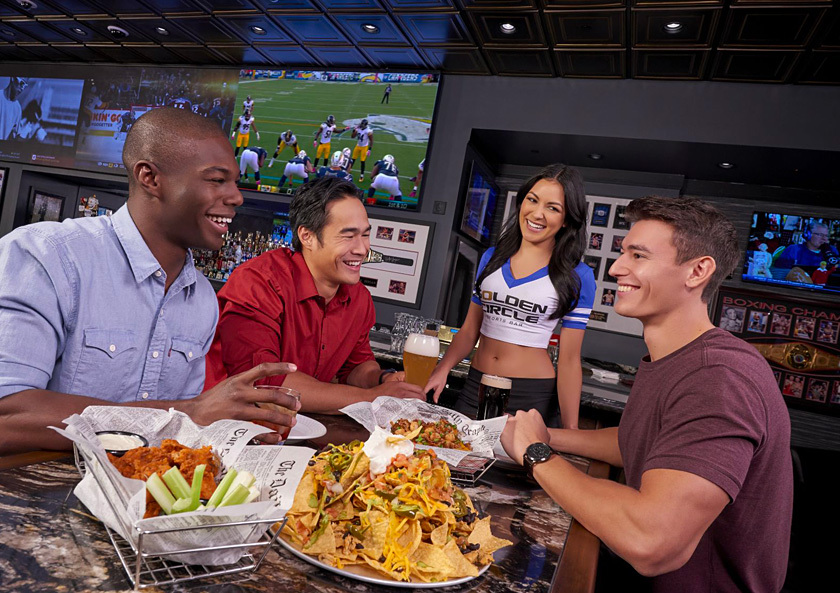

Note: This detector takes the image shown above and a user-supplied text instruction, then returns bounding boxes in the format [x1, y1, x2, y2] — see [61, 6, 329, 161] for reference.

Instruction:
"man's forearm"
[0, 390, 196, 454]
[280, 372, 375, 414]
[548, 426, 623, 467]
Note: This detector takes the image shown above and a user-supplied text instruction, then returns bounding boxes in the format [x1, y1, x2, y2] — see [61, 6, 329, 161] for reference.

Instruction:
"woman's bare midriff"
[471, 334, 556, 379]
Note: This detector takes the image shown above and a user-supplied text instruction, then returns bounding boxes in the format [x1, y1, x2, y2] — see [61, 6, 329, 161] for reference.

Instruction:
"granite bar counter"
[0, 414, 607, 593]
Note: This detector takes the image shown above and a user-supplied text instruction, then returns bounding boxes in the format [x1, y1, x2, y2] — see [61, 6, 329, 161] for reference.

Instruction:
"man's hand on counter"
[188, 362, 300, 444]
[501, 409, 552, 465]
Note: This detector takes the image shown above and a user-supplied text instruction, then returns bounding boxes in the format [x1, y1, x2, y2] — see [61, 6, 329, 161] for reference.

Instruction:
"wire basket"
[448, 454, 495, 486]
[74, 446, 286, 589]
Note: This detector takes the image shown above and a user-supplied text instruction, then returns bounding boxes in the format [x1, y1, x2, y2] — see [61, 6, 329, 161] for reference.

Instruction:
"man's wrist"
[378, 368, 397, 384]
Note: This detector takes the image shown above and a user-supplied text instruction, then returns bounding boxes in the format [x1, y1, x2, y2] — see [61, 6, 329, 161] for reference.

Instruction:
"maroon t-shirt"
[618, 328, 792, 593]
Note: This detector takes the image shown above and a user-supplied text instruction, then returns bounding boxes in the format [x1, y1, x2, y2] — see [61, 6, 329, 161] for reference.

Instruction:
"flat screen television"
[459, 160, 500, 247]
[230, 70, 439, 211]
[743, 211, 840, 296]
[0, 74, 85, 168]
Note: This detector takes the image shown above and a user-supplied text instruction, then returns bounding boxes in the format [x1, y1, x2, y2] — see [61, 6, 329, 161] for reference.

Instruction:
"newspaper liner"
[50, 406, 314, 566]
[339, 396, 508, 466]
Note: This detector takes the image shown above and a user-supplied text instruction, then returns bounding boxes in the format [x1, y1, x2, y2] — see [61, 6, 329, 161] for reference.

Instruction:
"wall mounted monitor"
[459, 159, 500, 247]
[230, 70, 439, 211]
[743, 211, 840, 296]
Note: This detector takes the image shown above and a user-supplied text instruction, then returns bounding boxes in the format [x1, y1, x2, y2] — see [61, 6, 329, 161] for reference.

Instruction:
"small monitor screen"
[459, 162, 499, 246]
[743, 211, 840, 295]
[0, 75, 85, 168]
[230, 70, 439, 211]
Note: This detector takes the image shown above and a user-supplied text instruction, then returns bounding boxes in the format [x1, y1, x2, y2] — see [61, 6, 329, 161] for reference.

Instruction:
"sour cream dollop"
[363, 425, 415, 476]
[97, 432, 145, 451]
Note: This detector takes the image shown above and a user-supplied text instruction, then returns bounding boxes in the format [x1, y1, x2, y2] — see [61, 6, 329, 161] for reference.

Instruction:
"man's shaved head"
[122, 107, 227, 189]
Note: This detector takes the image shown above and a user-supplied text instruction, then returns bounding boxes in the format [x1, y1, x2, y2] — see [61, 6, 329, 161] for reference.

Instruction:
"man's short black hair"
[290, 177, 362, 252]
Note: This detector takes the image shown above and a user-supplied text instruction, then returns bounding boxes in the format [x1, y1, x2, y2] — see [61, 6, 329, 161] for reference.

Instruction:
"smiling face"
[518, 179, 566, 248]
[157, 135, 243, 252]
[302, 196, 371, 294]
[609, 219, 701, 325]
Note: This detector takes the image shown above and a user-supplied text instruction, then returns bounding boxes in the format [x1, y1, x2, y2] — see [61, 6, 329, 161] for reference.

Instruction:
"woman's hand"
[424, 366, 449, 403]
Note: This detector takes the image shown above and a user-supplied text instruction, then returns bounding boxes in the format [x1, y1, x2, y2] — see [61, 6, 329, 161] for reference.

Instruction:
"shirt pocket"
[160, 337, 205, 397]
[73, 329, 139, 398]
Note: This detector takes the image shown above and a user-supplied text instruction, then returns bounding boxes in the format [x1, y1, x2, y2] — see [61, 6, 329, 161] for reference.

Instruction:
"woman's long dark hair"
[475, 164, 588, 320]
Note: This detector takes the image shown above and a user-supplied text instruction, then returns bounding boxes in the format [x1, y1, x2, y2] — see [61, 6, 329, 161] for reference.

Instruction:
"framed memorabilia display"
[583, 196, 643, 337]
[27, 189, 65, 224]
[713, 286, 840, 416]
[0, 167, 8, 216]
[364, 216, 434, 308]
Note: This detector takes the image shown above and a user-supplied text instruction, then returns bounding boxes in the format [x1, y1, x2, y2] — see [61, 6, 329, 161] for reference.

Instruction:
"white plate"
[285, 414, 327, 443]
[276, 534, 489, 588]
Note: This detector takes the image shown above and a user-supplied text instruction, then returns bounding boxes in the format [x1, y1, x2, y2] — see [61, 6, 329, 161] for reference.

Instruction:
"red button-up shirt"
[204, 248, 376, 390]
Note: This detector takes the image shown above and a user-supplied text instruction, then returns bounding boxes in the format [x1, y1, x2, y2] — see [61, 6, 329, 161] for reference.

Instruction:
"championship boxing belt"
[751, 341, 840, 371]
[362, 249, 413, 267]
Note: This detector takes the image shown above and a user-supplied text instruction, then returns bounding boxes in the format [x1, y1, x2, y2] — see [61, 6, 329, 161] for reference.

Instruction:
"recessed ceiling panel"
[307, 45, 369, 67]
[382, 0, 455, 8]
[546, 0, 625, 7]
[422, 45, 490, 73]
[814, 10, 839, 49]
[168, 44, 230, 64]
[0, 23, 41, 42]
[14, 42, 74, 60]
[398, 12, 472, 45]
[78, 19, 156, 43]
[469, 10, 546, 46]
[632, 48, 709, 78]
[50, 43, 111, 61]
[222, 14, 292, 43]
[40, 0, 107, 16]
[555, 49, 625, 77]
[118, 17, 196, 42]
[0, 42, 37, 60]
[485, 48, 555, 75]
[318, 0, 383, 9]
[210, 44, 271, 64]
[193, 0, 256, 11]
[361, 45, 428, 67]
[3, 19, 75, 43]
[86, 43, 146, 62]
[720, 7, 826, 48]
[334, 14, 408, 44]
[797, 51, 840, 84]
[459, 0, 538, 8]
[138, 0, 205, 13]
[711, 50, 799, 82]
[96, 0, 155, 14]
[170, 16, 239, 43]
[255, 43, 318, 66]
[256, 0, 317, 10]
[546, 9, 624, 47]
[122, 42, 183, 62]
[633, 8, 720, 47]
[280, 14, 349, 44]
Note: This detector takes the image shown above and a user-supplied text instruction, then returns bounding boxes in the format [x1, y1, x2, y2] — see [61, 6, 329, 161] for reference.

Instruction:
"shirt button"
[141, 392, 149, 399]
[188, 352, 193, 358]
[159, 310, 164, 317]
[321, 345, 325, 350]
[152, 351, 159, 358]
[109, 344, 116, 352]
[155, 270, 162, 277]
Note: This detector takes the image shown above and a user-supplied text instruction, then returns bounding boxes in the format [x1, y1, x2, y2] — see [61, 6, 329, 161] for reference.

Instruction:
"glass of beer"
[402, 332, 440, 388]
[253, 385, 301, 443]
[476, 374, 512, 420]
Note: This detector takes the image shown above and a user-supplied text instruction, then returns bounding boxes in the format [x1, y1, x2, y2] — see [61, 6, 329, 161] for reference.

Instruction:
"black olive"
[355, 543, 364, 550]
[308, 459, 316, 466]
[379, 555, 386, 562]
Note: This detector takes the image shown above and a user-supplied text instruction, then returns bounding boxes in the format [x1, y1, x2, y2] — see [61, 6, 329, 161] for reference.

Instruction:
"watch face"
[525, 442, 553, 464]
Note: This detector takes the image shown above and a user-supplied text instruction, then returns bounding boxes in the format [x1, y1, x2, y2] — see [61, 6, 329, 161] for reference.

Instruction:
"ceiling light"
[718, 162, 735, 169]
[588, 153, 603, 160]
[107, 25, 129, 39]
[1, 29, 15, 37]
[71, 27, 87, 36]
[17, 0, 37, 10]
[500, 23, 516, 34]
[155, 26, 169, 36]
[663, 22, 683, 33]
[361, 23, 379, 34]
[250, 26, 267, 35]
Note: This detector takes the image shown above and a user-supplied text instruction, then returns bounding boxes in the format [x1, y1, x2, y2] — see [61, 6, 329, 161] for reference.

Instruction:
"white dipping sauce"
[97, 433, 144, 451]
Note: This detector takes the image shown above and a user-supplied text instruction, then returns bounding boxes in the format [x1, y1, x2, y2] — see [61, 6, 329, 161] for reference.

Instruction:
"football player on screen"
[367, 154, 401, 201]
[242, 95, 254, 114]
[268, 129, 299, 167]
[278, 150, 314, 188]
[312, 114, 349, 169]
[347, 118, 374, 183]
[238, 146, 268, 188]
[317, 151, 354, 182]
[230, 109, 260, 157]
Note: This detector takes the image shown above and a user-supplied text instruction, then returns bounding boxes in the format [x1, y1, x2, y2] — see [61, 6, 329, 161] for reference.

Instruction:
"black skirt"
[454, 366, 561, 428]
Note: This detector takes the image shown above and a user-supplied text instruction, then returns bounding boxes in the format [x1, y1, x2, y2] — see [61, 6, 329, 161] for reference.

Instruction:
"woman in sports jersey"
[427, 164, 595, 428]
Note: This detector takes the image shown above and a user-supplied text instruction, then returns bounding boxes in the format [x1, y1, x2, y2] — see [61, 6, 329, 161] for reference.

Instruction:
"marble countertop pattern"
[0, 416, 600, 593]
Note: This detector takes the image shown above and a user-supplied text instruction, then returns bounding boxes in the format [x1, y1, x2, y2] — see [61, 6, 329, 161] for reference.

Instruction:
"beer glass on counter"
[403, 332, 440, 388]
[476, 374, 512, 420]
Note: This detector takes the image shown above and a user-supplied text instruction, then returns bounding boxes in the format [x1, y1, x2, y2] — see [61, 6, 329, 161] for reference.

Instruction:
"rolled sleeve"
[0, 230, 74, 398]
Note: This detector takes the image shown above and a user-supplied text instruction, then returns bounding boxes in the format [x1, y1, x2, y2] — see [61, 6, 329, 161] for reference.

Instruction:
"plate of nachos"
[276, 427, 511, 587]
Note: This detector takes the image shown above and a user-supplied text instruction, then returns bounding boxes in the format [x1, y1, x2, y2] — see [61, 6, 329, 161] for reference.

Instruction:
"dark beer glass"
[476, 374, 512, 420]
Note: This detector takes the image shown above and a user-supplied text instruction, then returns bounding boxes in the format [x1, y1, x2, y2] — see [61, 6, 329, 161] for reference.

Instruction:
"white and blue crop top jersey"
[470, 247, 596, 348]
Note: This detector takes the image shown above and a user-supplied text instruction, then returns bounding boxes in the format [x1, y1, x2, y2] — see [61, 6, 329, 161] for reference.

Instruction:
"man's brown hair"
[624, 196, 739, 302]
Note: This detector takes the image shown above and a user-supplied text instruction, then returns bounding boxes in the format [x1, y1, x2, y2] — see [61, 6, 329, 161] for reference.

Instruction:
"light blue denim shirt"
[0, 204, 218, 402]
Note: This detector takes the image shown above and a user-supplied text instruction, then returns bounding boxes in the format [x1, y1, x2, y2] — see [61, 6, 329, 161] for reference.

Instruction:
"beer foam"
[480, 374, 512, 389]
[403, 333, 439, 357]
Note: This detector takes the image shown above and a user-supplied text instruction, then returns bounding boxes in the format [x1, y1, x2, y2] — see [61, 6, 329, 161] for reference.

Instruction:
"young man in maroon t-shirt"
[502, 197, 793, 593]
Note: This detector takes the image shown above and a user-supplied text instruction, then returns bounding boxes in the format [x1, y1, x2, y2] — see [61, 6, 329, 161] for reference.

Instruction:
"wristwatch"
[378, 368, 398, 384]
[523, 442, 554, 478]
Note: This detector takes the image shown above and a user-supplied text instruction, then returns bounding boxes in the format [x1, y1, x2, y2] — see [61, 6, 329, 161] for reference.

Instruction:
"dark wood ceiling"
[0, 0, 838, 85]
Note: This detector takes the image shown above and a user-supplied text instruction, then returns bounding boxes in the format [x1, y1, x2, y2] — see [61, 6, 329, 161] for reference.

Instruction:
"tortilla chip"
[430, 523, 449, 547]
[411, 542, 454, 578]
[360, 555, 409, 581]
[289, 471, 317, 514]
[443, 539, 479, 578]
[395, 520, 422, 557]
[340, 449, 369, 488]
[467, 516, 512, 558]
[359, 510, 388, 559]
[303, 522, 335, 556]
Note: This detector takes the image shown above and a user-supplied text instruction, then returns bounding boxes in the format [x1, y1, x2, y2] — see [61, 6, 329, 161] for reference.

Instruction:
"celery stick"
[170, 464, 206, 514]
[206, 468, 237, 510]
[146, 473, 176, 515]
[218, 484, 250, 507]
[162, 466, 191, 500]
[221, 471, 255, 506]
[171, 496, 194, 513]
[245, 485, 260, 504]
